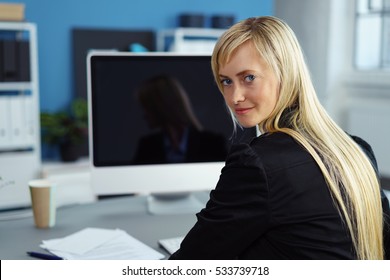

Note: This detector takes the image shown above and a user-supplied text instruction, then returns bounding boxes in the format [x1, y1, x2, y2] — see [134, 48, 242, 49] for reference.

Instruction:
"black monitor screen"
[89, 53, 238, 167]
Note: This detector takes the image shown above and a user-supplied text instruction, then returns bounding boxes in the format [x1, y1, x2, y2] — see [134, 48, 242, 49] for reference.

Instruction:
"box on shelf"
[0, 3, 25, 21]
[178, 14, 205, 28]
[211, 15, 235, 29]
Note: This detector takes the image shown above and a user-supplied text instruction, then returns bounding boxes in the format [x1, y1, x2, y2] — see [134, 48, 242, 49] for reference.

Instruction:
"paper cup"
[29, 179, 56, 228]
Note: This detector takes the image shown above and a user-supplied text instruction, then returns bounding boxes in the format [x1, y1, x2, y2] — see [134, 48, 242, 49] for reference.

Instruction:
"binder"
[17, 40, 31, 81]
[23, 94, 35, 145]
[0, 95, 11, 149]
[0, 40, 31, 81]
[9, 95, 25, 146]
[1, 40, 18, 81]
[0, 41, 3, 81]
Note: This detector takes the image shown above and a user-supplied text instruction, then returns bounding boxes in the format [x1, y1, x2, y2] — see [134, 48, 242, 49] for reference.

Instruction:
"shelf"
[160, 27, 226, 38]
[0, 22, 41, 210]
[0, 21, 35, 31]
[157, 28, 226, 52]
[0, 82, 33, 91]
[0, 146, 34, 153]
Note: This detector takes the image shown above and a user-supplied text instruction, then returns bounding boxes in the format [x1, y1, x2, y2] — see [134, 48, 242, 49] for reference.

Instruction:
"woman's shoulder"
[251, 131, 306, 155]
[228, 131, 300, 156]
[253, 131, 294, 144]
[226, 132, 313, 171]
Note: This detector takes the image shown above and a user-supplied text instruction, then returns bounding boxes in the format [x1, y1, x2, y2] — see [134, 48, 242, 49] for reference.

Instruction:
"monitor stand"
[147, 192, 205, 215]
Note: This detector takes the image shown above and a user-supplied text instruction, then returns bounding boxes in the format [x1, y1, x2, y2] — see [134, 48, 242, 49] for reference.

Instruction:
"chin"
[235, 115, 264, 129]
[237, 122, 258, 129]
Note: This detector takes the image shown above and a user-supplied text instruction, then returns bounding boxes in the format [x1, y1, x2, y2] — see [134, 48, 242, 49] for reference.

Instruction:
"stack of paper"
[40, 227, 165, 260]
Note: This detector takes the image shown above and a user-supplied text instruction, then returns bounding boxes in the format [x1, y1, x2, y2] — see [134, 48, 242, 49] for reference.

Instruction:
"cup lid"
[28, 179, 55, 188]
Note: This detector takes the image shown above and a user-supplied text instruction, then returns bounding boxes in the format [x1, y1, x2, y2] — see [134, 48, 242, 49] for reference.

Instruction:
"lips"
[235, 107, 252, 115]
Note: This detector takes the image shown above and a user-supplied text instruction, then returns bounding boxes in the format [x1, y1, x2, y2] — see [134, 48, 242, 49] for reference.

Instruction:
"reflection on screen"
[90, 55, 236, 167]
[133, 75, 227, 164]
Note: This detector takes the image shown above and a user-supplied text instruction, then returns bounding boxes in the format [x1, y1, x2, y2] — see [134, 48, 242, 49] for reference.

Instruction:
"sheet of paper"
[41, 227, 122, 255]
[40, 228, 165, 260]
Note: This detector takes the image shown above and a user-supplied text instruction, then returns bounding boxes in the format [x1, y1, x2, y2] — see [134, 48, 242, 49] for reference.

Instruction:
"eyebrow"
[219, 70, 256, 79]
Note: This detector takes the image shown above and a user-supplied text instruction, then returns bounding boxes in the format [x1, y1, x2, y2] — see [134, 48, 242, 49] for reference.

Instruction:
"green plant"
[40, 98, 88, 146]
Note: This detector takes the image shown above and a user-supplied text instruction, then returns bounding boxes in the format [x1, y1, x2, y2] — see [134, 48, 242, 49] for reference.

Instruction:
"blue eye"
[220, 78, 232, 86]
[244, 75, 255, 82]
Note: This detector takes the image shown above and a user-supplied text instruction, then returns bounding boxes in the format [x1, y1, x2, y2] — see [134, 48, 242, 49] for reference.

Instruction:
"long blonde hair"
[211, 16, 384, 259]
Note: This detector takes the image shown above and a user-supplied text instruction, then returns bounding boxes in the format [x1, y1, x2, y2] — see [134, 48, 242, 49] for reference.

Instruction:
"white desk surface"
[0, 192, 209, 260]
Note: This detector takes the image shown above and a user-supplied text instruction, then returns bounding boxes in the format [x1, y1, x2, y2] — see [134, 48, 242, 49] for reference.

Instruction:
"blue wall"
[7, 0, 273, 112]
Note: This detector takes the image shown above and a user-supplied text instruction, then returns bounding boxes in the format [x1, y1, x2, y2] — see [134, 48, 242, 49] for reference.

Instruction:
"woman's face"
[218, 41, 280, 128]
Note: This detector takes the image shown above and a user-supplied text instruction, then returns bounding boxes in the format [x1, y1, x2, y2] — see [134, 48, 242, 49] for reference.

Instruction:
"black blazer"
[169, 132, 390, 259]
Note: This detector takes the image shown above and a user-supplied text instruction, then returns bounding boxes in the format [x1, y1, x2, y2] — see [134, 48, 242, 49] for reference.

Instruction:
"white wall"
[274, 0, 331, 102]
[274, 0, 390, 176]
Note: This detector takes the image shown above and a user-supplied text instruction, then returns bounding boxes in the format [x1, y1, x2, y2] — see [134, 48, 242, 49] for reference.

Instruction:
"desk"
[0, 192, 209, 260]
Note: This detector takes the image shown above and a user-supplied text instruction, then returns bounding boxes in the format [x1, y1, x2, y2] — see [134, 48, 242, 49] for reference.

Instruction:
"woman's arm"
[169, 143, 271, 259]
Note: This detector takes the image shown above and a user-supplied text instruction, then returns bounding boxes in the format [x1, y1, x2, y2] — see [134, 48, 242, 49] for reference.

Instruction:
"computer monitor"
[87, 51, 241, 198]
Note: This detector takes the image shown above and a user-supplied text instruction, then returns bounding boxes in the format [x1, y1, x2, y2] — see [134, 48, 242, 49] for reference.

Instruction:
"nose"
[232, 86, 245, 105]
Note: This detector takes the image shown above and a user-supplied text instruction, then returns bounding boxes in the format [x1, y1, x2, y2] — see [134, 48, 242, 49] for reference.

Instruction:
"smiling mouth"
[235, 108, 252, 115]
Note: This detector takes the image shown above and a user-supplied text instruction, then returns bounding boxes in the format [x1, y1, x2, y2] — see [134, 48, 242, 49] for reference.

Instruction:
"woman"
[169, 16, 389, 259]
